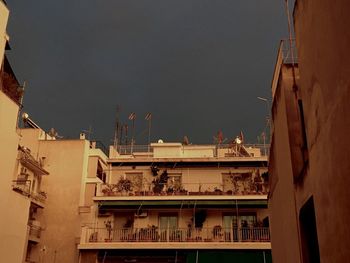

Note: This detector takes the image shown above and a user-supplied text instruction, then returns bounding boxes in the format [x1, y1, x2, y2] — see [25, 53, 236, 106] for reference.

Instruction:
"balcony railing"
[280, 38, 298, 65]
[98, 181, 269, 197]
[115, 144, 269, 157]
[12, 180, 47, 204]
[83, 227, 270, 243]
[28, 224, 42, 240]
[12, 180, 31, 196]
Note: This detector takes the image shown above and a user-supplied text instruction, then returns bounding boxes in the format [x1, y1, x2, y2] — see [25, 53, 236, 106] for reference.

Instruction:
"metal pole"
[148, 117, 152, 152]
[131, 118, 135, 154]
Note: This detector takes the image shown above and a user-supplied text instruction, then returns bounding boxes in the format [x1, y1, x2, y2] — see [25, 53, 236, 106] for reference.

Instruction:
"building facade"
[268, 1, 350, 263]
[79, 143, 271, 263]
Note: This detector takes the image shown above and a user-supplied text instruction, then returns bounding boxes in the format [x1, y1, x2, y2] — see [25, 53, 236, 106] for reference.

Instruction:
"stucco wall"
[22, 139, 90, 263]
[0, 1, 9, 65]
[268, 66, 302, 263]
[0, 91, 30, 263]
[293, 0, 350, 261]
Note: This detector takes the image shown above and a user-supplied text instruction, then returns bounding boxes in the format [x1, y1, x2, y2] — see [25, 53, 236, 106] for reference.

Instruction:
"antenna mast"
[113, 105, 120, 149]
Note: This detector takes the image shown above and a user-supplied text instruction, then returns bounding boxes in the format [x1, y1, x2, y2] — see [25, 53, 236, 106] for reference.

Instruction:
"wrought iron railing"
[84, 226, 270, 243]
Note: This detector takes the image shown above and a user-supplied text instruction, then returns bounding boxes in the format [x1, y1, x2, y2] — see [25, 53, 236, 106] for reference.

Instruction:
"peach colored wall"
[268, 66, 302, 263]
[293, 0, 350, 261]
[0, 1, 9, 65]
[18, 138, 90, 263]
[0, 91, 30, 263]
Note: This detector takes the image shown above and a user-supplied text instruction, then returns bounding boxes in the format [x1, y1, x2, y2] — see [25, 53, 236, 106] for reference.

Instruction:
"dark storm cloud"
[7, 0, 287, 145]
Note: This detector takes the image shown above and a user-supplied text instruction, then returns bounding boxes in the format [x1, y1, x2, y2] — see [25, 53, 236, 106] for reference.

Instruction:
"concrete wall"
[268, 65, 302, 263]
[0, 91, 30, 263]
[293, 0, 350, 261]
[16, 137, 90, 263]
[0, 1, 9, 65]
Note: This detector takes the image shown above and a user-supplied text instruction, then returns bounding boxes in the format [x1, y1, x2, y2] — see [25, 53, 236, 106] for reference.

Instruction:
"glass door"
[159, 215, 178, 241]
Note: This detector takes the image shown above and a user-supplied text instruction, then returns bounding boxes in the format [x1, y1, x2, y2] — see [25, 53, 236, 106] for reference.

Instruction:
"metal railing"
[280, 38, 298, 64]
[98, 181, 269, 197]
[115, 144, 269, 157]
[28, 224, 42, 239]
[12, 180, 31, 196]
[12, 180, 47, 203]
[84, 227, 270, 243]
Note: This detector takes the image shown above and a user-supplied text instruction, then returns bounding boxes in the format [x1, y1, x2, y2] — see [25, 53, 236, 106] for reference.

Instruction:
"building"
[78, 142, 271, 263]
[0, 1, 31, 262]
[268, 1, 350, 263]
[0, 5, 108, 262]
[17, 128, 108, 263]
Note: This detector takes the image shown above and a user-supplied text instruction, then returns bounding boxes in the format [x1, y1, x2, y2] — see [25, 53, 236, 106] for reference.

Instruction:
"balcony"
[79, 226, 270, 250]
[0, 56, 24, 105]
[12, 180, 47, 207]
[28, 224, 42, 243]
[95, 179, 269, 200]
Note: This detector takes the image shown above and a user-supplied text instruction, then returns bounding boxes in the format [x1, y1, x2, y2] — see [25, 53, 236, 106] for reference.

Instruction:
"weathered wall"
[268, 66, 302, 263]
[293, 0, 350, 261]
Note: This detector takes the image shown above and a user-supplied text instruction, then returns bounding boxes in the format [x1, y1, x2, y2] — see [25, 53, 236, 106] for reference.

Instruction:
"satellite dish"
[235, 137, 242, 145]
[158, 139, 164, 143]
[22, 112, 29, 120]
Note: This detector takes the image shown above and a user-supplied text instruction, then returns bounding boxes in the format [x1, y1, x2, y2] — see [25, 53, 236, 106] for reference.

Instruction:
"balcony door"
[159, 215, 178, 241]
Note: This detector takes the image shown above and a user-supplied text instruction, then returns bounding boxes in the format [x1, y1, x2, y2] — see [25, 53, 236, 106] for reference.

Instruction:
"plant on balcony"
[152, 170, 168, 194]
[228, 174, 241, 194]
[116, 177, 133, 193]
[101, 184, 117, 196]
[194, 210, 207, 228]
[151, 165, 159, 176]
[213, 187, 223, 195]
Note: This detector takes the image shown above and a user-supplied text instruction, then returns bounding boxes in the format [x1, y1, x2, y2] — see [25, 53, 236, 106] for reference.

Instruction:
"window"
[299, 197, 320, 263]
[298, 99, 309, 163]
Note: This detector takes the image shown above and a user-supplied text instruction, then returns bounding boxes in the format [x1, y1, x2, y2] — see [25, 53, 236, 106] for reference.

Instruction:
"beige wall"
[0, 91, 30, 263]
[268, 65, 302, 263]
[0, 1, 9, 65]
[293, 0, 350, 261]
[269, 1, 350, 263]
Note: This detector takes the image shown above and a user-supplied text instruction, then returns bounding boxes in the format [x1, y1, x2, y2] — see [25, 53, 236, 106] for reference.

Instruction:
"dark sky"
[6, 0, 287, 145]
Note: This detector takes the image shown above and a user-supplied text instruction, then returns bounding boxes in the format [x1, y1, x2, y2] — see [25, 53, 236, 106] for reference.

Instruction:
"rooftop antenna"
[128, 113, 136, 154]
[113, 105, 121, 149]
[145, 113, 152, 151]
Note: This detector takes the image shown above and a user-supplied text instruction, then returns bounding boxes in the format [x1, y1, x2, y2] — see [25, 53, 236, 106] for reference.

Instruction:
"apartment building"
[79, 142, 271, 263]
[0, 1, 30, 262]
[268, 1, 350, 263]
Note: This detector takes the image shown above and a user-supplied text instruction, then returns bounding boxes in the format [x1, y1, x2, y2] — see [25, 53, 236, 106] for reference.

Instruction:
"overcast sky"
[6, 0, 287, 146]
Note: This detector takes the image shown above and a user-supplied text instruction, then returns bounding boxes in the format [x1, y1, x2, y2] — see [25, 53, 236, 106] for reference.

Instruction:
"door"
[159, 215, 178, 241]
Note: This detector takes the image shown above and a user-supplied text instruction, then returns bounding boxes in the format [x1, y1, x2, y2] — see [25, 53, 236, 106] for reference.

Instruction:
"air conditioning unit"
[134, 211, 148, 218]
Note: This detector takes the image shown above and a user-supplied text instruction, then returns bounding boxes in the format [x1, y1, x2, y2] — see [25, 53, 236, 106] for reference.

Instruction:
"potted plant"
[152, 170, 168, 194]
[101, 184, 117, 196]
[116, 177, 133, 195]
